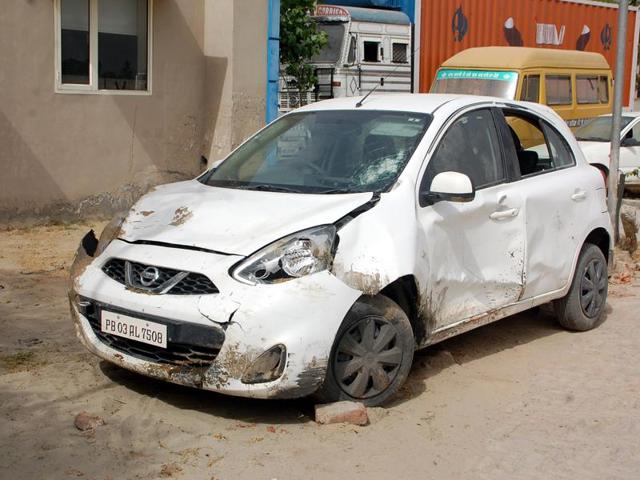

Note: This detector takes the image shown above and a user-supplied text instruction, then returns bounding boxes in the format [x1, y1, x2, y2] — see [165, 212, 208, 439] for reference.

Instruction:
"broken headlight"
[231, 225, 337, 285]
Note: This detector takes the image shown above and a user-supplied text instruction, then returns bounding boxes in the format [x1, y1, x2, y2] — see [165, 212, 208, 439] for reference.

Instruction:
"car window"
[545, 75, 572, 105]
[541, 122, 575, 168]
[421, 109, 504, 191]
[204, 110, 431, 193]
[347, 36, 356, 64]
[504, 112, 575, 176]
[311, 23, 346, 63]
[363, 41, 380, 62]
[520, 75, 540, 102]
[576, 116, 634, 141]
[576, 76, 599, 104]
[598, 76, 609, 103]
[623, 121, 640, 146]
[392, 43, 408, 63]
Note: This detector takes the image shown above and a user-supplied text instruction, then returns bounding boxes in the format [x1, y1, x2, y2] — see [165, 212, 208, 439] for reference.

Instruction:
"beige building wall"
[205, 0, 268, 161]
[0, 0, 268, 224]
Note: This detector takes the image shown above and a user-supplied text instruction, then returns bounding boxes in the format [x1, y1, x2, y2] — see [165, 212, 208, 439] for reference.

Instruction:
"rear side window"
[520, 75, 540, 102]
[545, 75, 572, 105]
[577, 76, 599, 104]
[541, 123, 575, 168]
[422, 109, 504, 191]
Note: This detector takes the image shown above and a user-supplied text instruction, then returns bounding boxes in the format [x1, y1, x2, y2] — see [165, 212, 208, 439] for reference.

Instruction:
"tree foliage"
[280, 0, 328, 98]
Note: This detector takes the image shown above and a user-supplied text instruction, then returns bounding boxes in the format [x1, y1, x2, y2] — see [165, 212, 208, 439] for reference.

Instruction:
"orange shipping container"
[417, 0, 640, 107]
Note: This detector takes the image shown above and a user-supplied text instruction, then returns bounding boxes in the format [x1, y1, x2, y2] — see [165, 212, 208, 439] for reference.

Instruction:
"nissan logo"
[139, 266, 160, 287]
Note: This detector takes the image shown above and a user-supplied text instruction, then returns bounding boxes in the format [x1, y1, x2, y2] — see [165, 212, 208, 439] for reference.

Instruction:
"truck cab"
[279, 4, 412, 113]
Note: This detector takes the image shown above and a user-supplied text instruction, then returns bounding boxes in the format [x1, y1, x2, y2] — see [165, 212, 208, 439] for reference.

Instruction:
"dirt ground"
[1, 222, 639, 480]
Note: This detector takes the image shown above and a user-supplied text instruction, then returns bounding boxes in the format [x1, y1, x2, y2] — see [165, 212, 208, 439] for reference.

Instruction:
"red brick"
[314, 401, 369, 426]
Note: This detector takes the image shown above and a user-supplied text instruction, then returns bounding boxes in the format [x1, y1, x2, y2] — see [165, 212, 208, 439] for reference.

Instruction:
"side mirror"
[421, 171, 475, 205]
[621, 137, 640, 147]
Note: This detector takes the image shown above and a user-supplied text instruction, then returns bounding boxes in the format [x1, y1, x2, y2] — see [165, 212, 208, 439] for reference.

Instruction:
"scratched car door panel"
[416, 108, 525, 332]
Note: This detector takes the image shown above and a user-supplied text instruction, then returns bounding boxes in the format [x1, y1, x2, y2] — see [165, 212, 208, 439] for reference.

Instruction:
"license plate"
[101, 310, 167, 348]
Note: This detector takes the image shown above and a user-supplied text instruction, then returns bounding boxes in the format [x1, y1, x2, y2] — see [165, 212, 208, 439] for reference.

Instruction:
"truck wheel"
[554, 243, 608, 331]
[317, 295, 414, 407]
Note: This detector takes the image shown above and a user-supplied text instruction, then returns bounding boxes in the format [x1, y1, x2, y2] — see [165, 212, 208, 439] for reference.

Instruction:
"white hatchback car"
[576, 112, 640, 192]
[70, 94, 612, 406]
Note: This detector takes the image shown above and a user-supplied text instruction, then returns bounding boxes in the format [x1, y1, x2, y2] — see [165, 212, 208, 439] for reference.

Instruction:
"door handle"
[571, 190, 587, 202]
[489, 208, 519, 220]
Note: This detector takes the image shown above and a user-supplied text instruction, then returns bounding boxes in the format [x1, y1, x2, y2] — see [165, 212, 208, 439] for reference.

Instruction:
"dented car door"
[415, 107, 525, 334]
[498, 108, 592, 299]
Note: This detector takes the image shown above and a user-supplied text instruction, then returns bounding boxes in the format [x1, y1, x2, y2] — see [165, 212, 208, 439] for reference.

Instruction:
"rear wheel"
[554, 243, 608, 331]
[317, 295, 414, 407]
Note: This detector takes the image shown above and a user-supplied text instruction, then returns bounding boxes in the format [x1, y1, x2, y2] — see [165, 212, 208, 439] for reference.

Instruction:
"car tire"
[554, 243, 608, 331]
[316, 295, 414, 407]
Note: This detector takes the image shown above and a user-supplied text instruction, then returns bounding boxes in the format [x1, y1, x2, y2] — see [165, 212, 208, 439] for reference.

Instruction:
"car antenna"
[355, 83, 379, 108]
[355, 42, 423, 108]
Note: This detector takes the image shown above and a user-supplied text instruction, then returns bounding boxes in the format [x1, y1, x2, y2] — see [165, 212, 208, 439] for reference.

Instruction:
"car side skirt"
[420, 286, 567, 348]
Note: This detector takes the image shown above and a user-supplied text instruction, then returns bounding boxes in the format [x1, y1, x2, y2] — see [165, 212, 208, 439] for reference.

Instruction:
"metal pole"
[608, 0, 630, 240]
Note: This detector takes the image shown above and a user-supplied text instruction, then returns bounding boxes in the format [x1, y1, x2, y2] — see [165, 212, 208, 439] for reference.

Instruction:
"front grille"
[102, 259, 218, 295]
[129, 261, 181, 290]
[81, 300, 223, 367]
[103, 258, 125, 284]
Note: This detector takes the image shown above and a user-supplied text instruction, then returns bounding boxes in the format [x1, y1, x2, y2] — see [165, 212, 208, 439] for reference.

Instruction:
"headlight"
[95, 212, 126, 257]
[231, 225, 337, 285]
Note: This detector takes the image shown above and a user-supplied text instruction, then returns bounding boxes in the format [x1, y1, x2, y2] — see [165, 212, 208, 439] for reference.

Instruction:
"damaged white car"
[70, 94, 612, 406]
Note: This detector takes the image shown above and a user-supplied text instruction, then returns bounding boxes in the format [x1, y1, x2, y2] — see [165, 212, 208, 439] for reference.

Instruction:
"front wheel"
[554, 243, 608, 331]
[316, 295, 414, 407]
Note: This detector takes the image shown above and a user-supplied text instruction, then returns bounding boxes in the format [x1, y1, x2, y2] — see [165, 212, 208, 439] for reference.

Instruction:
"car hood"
[119, 180, 374, 256]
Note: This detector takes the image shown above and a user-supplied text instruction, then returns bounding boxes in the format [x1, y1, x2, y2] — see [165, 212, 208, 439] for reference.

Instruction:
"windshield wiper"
[242, 184, 302, 193]
[313, 187, 359, 194]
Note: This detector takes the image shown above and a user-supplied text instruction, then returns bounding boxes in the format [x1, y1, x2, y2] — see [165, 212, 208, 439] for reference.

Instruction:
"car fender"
[332, 184, 418, 295]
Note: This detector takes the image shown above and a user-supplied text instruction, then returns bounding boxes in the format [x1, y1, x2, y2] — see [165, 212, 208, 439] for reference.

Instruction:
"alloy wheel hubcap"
[333, 317, 403, 399]
[580, 258, 607, 318]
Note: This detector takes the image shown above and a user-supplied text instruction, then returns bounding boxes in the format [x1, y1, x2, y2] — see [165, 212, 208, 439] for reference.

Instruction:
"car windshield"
[202, 110, 431, 194]
[575, 116, 634, 142]
[431, 69, 519, 99]
[310, 23, 346, 64]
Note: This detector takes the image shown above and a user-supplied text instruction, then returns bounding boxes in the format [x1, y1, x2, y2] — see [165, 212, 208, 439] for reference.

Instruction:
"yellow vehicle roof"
[441, 47, 611, 71]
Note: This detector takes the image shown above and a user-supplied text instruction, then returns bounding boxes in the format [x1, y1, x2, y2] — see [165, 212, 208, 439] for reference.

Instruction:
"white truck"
[279, 4, 412, 112]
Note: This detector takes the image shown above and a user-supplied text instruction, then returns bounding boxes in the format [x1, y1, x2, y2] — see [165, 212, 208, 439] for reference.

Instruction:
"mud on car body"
[70, 94, 612, 406]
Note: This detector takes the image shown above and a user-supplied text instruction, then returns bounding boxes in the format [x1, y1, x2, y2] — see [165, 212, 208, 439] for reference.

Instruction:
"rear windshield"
[432, 69, 519, 99]
[201, 110, 432, 194]
[575, 116, 634, 142]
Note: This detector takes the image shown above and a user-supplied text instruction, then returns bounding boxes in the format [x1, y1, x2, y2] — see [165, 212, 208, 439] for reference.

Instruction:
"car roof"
[441, 47, 611, 71]
[294, 93, 548, 116]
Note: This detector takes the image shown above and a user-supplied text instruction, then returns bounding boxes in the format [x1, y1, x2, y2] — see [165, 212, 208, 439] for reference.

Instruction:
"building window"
[392, 43, 408, 63]
[55, 0, 152, 94]
[60, 0, 90, 85]
[363, 41, 380, 62]
[545, 75, 572, 105]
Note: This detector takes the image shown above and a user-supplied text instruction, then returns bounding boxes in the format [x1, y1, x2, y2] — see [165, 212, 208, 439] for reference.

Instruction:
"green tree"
[280, 0, 328, 105]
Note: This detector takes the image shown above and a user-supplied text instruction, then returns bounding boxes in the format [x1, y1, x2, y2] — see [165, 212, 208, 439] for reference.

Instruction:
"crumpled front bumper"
[69, 238, 362, 399]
